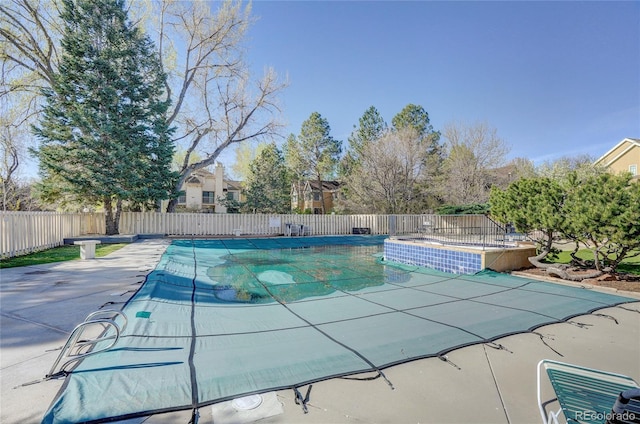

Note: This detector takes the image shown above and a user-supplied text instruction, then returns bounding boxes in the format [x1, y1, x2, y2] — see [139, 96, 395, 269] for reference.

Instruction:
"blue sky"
[239, 0, 639, 167]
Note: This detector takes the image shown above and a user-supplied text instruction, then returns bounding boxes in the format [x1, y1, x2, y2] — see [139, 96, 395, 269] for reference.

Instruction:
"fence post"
[389, 215, 397, 236]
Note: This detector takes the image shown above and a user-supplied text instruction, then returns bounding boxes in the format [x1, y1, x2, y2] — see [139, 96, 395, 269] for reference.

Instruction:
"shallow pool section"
[385, 238, 482, 274]
[43, 235, 636, 424]
[384, 238, 536, 274]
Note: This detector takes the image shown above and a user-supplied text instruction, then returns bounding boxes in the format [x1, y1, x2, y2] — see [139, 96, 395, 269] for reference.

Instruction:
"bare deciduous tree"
[1, 126, 19, 211]
[0, 0, 61, 91]
[440, 121, 510, 205]
[536, 154, 606, 181]
[339, 128, 435, 214]
[231, 141, 268, 184]
[0, 104, 42, 211]
[1, 0, 64, 202]
[145, 0, 286, 212]
[1, 0, 286, 213]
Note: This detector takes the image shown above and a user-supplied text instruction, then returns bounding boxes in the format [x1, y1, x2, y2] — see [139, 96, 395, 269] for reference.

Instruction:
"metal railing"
[391, 214, 519, 250]
[47, 310, 127, 378]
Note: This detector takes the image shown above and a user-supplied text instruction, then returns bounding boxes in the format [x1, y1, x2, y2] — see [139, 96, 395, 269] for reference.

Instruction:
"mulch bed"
[514, 267, 640, 293]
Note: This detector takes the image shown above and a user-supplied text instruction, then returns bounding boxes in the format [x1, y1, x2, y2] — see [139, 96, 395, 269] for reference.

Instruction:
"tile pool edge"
[383, 239, 536, 274]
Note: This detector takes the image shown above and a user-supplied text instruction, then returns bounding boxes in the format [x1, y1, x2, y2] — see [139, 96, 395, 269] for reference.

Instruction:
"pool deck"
[1, 238, 639, 424]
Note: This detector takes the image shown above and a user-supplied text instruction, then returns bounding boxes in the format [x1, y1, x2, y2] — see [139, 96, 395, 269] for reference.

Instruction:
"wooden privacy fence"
[117, 212, 424, 236]
[1, 212, 104, 259]
[2, 212, 500, 258]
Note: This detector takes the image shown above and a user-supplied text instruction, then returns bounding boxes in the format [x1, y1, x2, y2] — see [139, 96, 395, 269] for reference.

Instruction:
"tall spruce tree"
[32, 0, 177, 234]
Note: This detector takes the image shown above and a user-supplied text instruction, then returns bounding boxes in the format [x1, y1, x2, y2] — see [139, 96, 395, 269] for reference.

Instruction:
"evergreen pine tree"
[295, 112, 341, 214]
[33, 0, 177, 234]
[339, 106, 387, 182]
[392, 103, 441, 157]
[348, 106, 387, 156]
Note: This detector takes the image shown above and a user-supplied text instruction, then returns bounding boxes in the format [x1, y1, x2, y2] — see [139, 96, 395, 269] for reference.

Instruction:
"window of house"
[178, 192, 186, 204]
[226, 191, 235, 201]
[202, 191, 215, 204]
[313, 192, 321, 201]
[630, 164, 638, 176]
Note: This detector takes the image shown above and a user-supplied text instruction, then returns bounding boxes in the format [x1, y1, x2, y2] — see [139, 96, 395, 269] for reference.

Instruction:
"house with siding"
[291, 180, 342, 214]
[594, 138, 640, 181]
[174, 163, 242, 213]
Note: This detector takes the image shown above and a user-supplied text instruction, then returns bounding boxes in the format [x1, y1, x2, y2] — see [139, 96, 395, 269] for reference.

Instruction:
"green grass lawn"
[0, 243, 128, 268]
[550, 249, 640, 275]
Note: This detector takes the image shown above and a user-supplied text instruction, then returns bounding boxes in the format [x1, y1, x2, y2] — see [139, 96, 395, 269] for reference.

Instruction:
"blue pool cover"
[42, 236, 637, 423]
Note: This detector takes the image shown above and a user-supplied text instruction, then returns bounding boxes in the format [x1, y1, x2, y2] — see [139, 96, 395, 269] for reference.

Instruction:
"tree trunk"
[104, 196, 118, 235]
[592, 242, 603, 271]
[528, 230, 555, 269]
[528, 230, 607, 281]
[166, 197, 178, 213]
[607, 246, 629, 273]
[113, 198, 122, 235]
[546, 267, 604, 281]
[166, 167, 193, 213]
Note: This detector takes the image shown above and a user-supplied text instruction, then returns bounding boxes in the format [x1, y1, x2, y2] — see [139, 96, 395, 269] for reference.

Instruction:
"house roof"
[184, 175, 202, 184]
[490, 164, 517, 178]
[307, 180, 341, 191]
[193, 168, 215, 177]
[594, 138, 640, 166]
[226, 180, 243, 191]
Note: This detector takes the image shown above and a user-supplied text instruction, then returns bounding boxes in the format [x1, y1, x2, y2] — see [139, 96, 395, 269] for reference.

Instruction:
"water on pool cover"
[201, 244, 409, 304]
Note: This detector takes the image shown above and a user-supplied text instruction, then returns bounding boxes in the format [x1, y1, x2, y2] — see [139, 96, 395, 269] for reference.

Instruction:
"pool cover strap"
[294, 385, 313, 413]
[188, 242, 200, 411]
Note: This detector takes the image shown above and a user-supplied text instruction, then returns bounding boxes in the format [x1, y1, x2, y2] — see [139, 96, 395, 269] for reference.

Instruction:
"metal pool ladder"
[47, 310, 127, 378]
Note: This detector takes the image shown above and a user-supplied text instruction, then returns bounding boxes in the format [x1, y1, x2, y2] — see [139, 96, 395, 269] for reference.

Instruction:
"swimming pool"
[43, 235, 637, 423]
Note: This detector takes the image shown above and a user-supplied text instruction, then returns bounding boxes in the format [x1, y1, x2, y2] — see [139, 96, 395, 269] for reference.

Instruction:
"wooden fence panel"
[0, 212, 96, 258]
[118, 212, 404, 236]
[3, 211, 444, 258]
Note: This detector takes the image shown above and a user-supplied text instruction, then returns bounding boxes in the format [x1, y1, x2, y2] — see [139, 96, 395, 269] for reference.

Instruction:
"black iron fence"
[391, 214, 523, 249]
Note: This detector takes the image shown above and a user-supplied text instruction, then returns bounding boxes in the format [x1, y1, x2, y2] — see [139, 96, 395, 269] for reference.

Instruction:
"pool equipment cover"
[42, 236, 636, 423]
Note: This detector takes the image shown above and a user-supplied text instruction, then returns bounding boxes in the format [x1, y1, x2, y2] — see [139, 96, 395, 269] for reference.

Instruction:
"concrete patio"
[1, 239, 638, 424]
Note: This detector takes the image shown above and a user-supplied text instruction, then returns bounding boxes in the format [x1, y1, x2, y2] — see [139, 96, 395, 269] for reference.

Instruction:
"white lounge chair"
[285, 223, 301, 236]
[537, 359, 640, 424]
